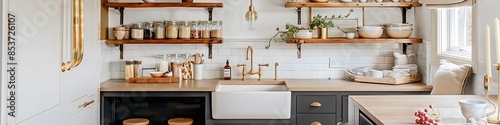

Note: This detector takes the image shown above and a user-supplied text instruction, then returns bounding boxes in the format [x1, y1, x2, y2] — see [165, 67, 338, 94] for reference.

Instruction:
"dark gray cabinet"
[292, 91, 429, 125]
[359, 112, 376, 125]
[296, 95, 336, 114]
[297, 114, 336, 125]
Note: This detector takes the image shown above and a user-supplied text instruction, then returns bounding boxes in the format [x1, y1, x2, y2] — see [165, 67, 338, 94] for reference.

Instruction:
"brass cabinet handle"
[310, 102, 322, 107]
[311, 121, 321, 125]
[61, 0, 84, 72]
[80, 100, 95, 108]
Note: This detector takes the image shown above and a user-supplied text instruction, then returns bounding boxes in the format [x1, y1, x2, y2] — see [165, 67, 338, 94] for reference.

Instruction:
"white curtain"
[419, 0, 473, 9]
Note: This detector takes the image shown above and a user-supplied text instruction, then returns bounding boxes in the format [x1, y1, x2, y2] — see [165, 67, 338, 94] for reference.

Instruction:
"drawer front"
[297, 95, 336, 114]
[297, 114, 336, 125]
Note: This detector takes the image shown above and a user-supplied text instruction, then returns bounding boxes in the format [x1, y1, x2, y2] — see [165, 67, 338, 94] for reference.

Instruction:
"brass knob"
[311, 102, 321, 107]
[311, 121, 321, 125]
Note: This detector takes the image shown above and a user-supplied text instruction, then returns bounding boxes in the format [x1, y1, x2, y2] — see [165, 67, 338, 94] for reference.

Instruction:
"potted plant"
[266, 23, 302, 49]
[309, 9, 354, 39]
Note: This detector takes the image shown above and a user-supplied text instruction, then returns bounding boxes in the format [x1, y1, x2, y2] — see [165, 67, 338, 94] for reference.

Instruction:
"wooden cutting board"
[128, 77, 180, 83]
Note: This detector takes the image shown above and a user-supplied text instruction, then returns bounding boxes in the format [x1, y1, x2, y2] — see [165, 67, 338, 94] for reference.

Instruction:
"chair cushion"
[430, 59, 473, 95]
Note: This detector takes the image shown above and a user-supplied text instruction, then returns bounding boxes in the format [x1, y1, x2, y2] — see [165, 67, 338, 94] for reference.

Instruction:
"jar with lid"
[154, 21, 165, 39]
[166, 21, 178, 39]
[131, 23, 144, 40]
[170, 54, 181, 77]
[125, 60, 135, 80]
[200, 21, 210, 39]
[210, 21, 222, 38]
[123, 25, 131, 39]
[144, 22, 155, 39]
[157, 54, 170, 72]
[178, 21, 190, 39]
[134, 60, 143, 77]
[190, 21, 200, 39]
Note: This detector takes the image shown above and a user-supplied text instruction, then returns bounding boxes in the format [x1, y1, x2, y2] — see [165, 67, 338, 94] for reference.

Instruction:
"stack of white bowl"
[357, 26, 384, 38]
[384, 23, 413, 38]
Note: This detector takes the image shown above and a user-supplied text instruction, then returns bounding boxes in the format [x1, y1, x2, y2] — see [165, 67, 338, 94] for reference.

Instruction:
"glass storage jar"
[178, 21, 190, 39]
[131, 23, 144, 40]
[200, 21, 210, 39]
[154, 21, 165, 39]
[166, 21, 178, 39]
[157, 54, 170, 72]
[144, 22, 154, 39]
[210, 21, 222, 38]
[190, 21, 200, 39]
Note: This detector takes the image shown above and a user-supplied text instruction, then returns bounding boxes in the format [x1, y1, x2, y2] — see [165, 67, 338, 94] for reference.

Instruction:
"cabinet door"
[8, 0, 64, 124]
[359, 112, 375, 125]
[341, 95, 349, 122]
[63, 0, 99, 124]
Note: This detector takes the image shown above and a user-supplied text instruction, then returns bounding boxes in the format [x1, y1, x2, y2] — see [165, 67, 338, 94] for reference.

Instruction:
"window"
[437, 7, 473, 60]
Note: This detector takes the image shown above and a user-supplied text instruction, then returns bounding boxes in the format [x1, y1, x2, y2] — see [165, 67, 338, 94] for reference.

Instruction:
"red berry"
[415, 112, 419, 116]
[424, 108, 428, 112]
[429, 105, 434, 109]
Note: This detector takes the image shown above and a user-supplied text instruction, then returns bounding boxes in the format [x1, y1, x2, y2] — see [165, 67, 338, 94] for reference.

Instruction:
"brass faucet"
[237, 46, 268, 81]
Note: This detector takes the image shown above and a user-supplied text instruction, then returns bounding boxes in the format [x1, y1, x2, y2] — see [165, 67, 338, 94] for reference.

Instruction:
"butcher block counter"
[100, 79, 432, 92]
[349, 95, 499, 125]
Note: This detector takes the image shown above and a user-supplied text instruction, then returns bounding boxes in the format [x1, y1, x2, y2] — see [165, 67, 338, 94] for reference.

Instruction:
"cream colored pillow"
[430, 60, 473, 95]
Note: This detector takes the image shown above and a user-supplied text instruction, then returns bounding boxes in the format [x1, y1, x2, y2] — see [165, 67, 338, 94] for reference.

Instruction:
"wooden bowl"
[309, 0, 329, 3]
[150, 72, 165, 78]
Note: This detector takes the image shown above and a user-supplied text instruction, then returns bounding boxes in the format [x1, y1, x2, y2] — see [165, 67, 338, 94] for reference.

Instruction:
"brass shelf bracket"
[401, 7, 411, 55]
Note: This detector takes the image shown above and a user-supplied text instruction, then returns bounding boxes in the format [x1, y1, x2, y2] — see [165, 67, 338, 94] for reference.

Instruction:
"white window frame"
[435, 8, 473, 63]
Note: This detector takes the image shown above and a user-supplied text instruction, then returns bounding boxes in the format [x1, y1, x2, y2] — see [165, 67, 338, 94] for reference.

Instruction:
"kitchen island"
[100, 79, 432, 125]
[349, 95, 498, 125]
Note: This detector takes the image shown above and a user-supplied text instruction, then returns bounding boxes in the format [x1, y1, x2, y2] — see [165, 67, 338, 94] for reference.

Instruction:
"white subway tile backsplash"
[101, 39, 427, 80]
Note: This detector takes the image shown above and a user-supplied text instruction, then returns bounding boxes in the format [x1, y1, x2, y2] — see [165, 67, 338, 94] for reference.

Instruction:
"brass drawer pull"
[80, 100, 95, 108]
[311, 121, 321, 125]
[310, 102, 322, 107]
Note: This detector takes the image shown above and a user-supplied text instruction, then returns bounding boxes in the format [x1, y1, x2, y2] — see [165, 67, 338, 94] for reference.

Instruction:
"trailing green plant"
[266, 24, 311, 49]
[309, 9, 354, 29]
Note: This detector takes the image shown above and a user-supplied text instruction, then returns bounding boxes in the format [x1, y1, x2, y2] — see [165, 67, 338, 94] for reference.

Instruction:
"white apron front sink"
[211, 83, 291, 119]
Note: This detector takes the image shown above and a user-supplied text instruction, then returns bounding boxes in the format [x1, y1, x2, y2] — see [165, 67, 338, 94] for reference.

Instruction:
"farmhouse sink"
[211, 81, 291, 119]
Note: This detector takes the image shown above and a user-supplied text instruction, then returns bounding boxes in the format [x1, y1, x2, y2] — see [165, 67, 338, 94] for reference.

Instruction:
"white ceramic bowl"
[375, 0, 383, 3]
[341, 28, 357, 33]
[358, 26, 384, 30]
[358, 29, 383, 38]
[391, 0, 399, 2]
[384, 23, 413, 28]
[386, 28, 412, 38]
[459, 100, 488, 119]
[113, 31, 126, 40]
[296, 30, 313, 39]
[150, 72, 165, 78]
[358, 0, 367, 3]
[340, 0, 353, 3]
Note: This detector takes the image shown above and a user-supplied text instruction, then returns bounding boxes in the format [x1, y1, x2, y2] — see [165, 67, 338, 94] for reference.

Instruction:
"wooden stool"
[123, 118, 149, 125]
[167, 118, 193, 125]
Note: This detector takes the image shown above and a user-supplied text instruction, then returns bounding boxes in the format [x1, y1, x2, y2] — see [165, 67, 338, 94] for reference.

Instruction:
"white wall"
[100, 0, 425, 81]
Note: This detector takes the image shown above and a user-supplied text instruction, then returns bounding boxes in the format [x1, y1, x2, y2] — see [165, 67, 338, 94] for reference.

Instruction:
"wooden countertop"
[100, 79, 432, 92]
[350, 95, 499, 125]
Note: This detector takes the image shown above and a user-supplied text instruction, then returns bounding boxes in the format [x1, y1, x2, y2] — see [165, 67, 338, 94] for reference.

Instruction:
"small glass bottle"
[166, 21, 178, 39]
[178, 21, 191, 39]
[154, 21, 165, 39]
[131, 23, 144, 40]
[224, 60, 231, 80]
[210, 21, 222, 38]
[200, 21, 210, 39]
[143, 22, 155, 39]
[190, 21, 200, 39]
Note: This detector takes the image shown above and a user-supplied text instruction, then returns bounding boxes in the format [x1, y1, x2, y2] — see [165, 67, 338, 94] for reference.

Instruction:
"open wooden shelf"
[103, 2, 223, 8]
[285, 2, 422, 8]
[286, 37, 422, 44]
[105, 38, 223, 45]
